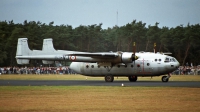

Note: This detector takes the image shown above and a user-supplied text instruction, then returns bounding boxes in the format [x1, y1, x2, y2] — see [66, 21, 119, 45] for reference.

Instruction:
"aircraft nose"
[176, 62, 180, 69]
[69, 62, 81, 73]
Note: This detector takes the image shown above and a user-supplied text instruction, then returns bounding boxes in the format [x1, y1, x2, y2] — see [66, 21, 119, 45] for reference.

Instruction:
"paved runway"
[0, 80, 200, 87]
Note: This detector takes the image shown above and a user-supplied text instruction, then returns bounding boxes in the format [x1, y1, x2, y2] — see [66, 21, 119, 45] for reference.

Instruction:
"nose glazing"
[176, 62, 180, 68]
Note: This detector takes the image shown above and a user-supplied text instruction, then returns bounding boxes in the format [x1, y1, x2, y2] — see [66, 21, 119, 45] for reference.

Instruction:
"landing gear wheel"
[128, 76, 138, 82]
[162, 76, 169, 82]
[105, 75, 114, 82]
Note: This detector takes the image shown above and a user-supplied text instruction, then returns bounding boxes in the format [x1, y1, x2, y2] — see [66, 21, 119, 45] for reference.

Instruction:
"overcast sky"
[0, 0, 200, 29]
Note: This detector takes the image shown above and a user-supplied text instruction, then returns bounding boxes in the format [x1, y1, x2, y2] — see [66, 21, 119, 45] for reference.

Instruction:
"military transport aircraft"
[16, 38, 180, 82]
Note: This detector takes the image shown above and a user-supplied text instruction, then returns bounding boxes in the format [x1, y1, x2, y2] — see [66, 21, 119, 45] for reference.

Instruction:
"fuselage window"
[147, 63, 150, 66]
[159, 59, 161, 61]
[91, 65, 94, 68]
[155, 59, 157, 61]
[86, 65, 89, 68]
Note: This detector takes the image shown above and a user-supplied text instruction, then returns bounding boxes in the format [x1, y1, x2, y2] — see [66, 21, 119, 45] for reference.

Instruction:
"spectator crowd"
[0, 66, 76, 75]
[173, 66, 200, 75]
[0, 65, 200, 75]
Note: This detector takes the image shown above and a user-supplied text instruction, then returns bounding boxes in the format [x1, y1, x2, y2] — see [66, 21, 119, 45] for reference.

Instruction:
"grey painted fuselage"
[70, 52, 179, 77]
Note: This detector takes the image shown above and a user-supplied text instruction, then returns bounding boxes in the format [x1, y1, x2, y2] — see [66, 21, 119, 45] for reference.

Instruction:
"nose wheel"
[162, 74, 171, 82]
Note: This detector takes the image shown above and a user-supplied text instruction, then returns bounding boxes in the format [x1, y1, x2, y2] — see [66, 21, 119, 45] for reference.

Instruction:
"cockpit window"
[164, 58, 169, 62]
[165, 57, 177, 62]
[172, 58, 177, 62]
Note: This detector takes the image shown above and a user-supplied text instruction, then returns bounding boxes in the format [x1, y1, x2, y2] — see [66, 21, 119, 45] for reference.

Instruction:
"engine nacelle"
[121, 53, 134, 63]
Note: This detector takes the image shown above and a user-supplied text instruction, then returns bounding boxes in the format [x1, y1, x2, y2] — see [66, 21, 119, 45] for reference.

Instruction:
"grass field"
[0, 86, 200, 112]
[0, 75, 200, 112]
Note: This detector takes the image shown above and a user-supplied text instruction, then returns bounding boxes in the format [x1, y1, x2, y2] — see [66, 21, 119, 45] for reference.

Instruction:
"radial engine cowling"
[121, 53, 135, 63]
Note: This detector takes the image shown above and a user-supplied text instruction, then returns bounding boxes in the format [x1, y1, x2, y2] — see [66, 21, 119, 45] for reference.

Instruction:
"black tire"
[128, 76, 138, 82]
[162, 76, 169, 82]
[105, 75, 114, 82]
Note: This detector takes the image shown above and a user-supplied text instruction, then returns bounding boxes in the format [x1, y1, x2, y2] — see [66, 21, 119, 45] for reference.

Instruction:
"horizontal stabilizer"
[17, 59, 30, 64]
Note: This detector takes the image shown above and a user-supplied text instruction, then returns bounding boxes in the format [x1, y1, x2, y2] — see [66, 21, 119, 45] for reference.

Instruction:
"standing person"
[13, 66, 17, 74]
[0, 67, 2, 74]
[37, 68, 40, 75]
[10, 67, 13, 74]
[183, 66, 186, 75]
[194, 66, 197, 75]
[24, 66, 27, 74]
[7, 67, 10, 74]
[54, 67, 56, 74]
[186, 62, 189, 66]
[66, 66, 69, 74]
[57, 67, 60, 74]
[68, 67, 71, 74]
[60, 67, 63, 75]
[62, 66, 66, 74]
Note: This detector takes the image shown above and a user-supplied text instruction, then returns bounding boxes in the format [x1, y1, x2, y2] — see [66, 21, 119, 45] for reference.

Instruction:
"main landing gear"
[104, 75, 171, 82]
[105, 75, 114, 82]
[162, 73, 171, 82]
[128, 76, 138, 82]
[104, 75, 138, 82]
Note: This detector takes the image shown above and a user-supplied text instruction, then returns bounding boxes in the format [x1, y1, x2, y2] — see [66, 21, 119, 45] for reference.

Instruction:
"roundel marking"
[69, 56, 76, 61]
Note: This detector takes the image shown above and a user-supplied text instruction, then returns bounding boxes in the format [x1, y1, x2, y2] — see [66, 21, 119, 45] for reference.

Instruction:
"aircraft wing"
[16, 38, 136, 64]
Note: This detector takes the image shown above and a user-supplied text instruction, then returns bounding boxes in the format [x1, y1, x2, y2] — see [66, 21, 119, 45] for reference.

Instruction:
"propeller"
[133, 42, 138, 64]
[154, 43, 156, 53]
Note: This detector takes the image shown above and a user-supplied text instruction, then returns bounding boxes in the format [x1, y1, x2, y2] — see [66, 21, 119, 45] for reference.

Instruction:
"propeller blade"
[133, 42, 137, 65]
[154, 43, 156, 53]
[133, 42, 136, 55]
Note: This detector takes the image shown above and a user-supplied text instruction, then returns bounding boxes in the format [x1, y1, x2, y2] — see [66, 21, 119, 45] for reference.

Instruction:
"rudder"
[16, 38, 31, 64]
[42, 38, 56, 52]
[42, 38, 55, 64]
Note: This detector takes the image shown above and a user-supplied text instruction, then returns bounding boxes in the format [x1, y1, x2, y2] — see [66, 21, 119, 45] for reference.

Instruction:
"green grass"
[0, 86, 200, 112]
[0, 75, 200, 111]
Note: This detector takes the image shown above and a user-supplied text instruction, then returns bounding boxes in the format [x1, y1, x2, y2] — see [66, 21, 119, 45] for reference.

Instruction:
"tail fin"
[16, 38, 31, 64]
[42, 38, 56, 52]
[42, 38, 55, 64]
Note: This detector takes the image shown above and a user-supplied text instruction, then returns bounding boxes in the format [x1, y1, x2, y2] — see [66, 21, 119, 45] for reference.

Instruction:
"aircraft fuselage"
[70, 52, 179, 77]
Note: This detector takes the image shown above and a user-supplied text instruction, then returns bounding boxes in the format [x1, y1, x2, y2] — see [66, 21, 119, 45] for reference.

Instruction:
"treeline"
[0, 20, 200, 66]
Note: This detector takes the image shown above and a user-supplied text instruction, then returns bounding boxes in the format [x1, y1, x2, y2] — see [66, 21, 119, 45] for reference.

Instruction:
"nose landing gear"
[162, 73, 171, 82]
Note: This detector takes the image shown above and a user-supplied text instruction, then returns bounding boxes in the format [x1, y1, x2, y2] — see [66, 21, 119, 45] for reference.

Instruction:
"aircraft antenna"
[116, 10, 118, 26]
